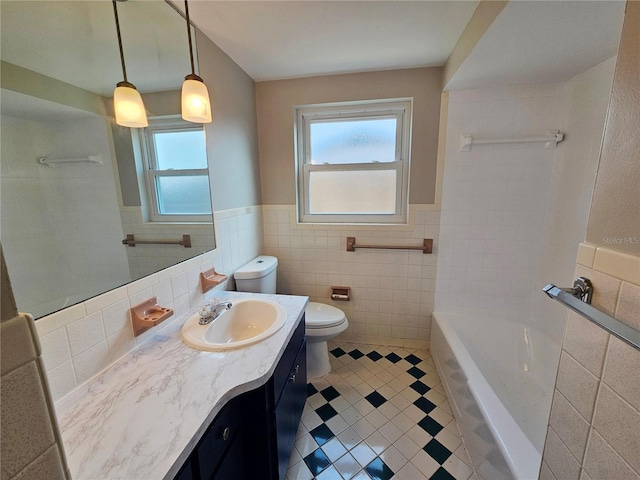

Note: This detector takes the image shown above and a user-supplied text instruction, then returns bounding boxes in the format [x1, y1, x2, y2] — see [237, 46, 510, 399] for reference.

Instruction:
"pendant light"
[181, 0, 212, 123]
[112, 0, 148, 128]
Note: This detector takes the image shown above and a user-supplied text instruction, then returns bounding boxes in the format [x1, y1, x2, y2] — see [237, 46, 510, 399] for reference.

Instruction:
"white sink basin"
[181, 298, 287, 351]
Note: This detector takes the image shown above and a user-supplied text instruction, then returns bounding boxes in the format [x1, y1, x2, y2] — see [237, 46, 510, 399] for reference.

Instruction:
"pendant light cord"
[185, 0, 196, 76]
[112, 0, 129, 84]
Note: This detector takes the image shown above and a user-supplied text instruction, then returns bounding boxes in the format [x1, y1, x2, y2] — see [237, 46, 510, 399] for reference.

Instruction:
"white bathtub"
[431, 311, 553, 480]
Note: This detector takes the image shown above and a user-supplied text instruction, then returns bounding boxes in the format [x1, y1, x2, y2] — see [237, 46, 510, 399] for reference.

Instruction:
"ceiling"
[176, 1, 480, 81]
[176, 0, 626, 89]
[446, 0, 626, 91]
[1, 0, 627, 101]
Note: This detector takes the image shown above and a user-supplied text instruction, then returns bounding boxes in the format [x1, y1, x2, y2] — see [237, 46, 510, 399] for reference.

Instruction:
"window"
[135, 117, 212, 222]
[295, 99, 412, 224]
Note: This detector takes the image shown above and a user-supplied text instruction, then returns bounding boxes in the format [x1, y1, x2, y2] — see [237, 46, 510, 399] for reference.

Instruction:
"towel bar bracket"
[543, 277, 639, 351]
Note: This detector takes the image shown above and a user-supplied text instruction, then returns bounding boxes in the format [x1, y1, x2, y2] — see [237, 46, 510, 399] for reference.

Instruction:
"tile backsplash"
[262, 204, 440, 348]
[541, 243, 640, 480]
[35, 206, 263, 402]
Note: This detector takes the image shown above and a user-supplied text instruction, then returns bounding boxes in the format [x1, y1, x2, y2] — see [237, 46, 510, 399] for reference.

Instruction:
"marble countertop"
[55, 292, 308, 480]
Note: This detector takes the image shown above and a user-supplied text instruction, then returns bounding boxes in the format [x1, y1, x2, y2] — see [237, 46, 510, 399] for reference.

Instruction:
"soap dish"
[200, 267, 228, 293]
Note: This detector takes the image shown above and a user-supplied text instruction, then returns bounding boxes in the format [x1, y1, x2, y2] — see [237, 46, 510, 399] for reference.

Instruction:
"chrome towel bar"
[543, 277, 640, 351]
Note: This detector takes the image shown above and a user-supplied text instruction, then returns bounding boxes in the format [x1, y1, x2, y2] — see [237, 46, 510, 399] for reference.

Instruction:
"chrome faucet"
[199, 301, 232, 325]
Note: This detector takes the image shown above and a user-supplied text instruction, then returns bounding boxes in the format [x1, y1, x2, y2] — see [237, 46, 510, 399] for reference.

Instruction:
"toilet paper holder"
[331, 286, 351, 301]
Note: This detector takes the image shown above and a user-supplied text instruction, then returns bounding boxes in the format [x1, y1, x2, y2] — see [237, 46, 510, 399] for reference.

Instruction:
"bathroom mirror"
[0, 0, 216, 319]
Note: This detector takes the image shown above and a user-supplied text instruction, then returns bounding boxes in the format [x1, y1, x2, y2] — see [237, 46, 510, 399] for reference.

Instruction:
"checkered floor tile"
[285, 342, 474, 480]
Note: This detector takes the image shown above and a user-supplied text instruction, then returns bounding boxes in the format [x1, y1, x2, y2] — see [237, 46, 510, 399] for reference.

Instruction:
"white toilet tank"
[234, 256, 278, 294]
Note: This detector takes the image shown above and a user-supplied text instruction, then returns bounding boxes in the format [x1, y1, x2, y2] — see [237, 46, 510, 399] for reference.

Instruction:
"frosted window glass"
[154, 130, 207, 170]
[309, 118, 396, 165]
[156, 176, 212, 214]
[309, 170, 396, 214]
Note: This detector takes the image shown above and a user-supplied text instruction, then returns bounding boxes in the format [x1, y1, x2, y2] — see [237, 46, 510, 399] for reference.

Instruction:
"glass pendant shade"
[114, 82, 148, 128]
[181, 75, 212, 124]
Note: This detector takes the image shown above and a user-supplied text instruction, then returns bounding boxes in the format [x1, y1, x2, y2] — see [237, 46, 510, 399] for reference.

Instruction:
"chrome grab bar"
[543, 277, 640, 351]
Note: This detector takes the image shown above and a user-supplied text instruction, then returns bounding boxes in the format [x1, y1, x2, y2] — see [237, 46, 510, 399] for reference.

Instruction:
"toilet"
[235, 256, 349, 379]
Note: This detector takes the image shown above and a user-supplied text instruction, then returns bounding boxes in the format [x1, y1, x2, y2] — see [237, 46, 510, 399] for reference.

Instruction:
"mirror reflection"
[0, 0, 216, 319]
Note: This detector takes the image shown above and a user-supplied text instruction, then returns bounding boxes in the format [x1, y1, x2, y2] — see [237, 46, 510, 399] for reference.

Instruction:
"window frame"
[295, 98, 412, 225]
[135, 116, 212, 223]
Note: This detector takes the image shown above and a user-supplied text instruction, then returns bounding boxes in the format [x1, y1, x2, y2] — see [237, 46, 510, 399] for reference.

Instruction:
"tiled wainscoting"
[263, 205, 441, 348]
[540, 244, 640, 480]
[287, 342, 474, 480]
[35, 206, 263, 402]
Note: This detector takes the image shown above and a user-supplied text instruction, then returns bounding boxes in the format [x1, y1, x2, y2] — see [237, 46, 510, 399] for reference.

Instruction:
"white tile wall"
[532, 56, 616, 339]
[262, 204, 440, 347]
[35, 205, 263, 402]
[436, 82, 564, 317]
[434, 63, 616, 461]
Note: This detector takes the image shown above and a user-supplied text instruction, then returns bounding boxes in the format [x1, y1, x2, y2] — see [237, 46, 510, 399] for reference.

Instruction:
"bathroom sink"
[181, 298, 287, 351]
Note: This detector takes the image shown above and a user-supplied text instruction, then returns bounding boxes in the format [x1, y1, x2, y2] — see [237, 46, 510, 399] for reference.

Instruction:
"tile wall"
[436, 82, 564, 317]
[540, 243, 640, 480]
[35, 206, 263, 402]
[119, 205, 217, 279]
[262, 204, 440, 348]
[1, 314, 69, 480]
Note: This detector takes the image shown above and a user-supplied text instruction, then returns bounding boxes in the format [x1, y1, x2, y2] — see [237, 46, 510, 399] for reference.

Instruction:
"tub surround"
[54, 291, 307, 480]
[431, 313, 540, 480]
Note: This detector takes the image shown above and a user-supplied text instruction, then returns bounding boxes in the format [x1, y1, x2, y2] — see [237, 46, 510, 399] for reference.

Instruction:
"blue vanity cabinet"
[173, 316, 307, 480]
[245, 316, 307, 480]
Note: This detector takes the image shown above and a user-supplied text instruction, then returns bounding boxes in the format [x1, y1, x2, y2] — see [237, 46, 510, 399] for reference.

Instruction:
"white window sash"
[299, 162, 406, 224]
[136, 118, 212, 223]
[295, 98, 412, 225]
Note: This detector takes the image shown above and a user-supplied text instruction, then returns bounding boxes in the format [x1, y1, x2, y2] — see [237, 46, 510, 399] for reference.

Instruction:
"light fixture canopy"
[181, 0, 212, 124]
[112, 0, 148, 128]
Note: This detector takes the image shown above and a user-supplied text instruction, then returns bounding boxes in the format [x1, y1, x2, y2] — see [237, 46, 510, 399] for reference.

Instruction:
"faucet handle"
[199, 304, 214, 321]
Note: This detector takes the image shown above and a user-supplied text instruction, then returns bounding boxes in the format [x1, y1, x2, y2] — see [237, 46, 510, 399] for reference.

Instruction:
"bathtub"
[431, 311, 555, 480]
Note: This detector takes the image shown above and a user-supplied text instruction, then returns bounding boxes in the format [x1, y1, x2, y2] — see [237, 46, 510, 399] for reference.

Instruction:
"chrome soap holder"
[130, 297, 173, 337]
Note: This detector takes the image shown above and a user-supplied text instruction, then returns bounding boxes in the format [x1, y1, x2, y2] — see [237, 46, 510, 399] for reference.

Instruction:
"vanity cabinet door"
[273, 339, 307, 480]
[272, 318, 305, 403]
[210, 432, 245, 480]
[195, 400, 243, 480]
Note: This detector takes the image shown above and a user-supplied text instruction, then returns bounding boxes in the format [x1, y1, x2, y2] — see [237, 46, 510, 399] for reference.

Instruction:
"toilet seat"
[305, 302, 346, 329]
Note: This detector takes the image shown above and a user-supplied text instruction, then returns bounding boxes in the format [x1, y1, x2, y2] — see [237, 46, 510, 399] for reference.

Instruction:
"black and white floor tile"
[286, 342, 475, 480]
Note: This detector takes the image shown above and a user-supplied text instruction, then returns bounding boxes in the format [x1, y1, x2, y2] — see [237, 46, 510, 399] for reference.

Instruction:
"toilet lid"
[305, 302, 346, 328]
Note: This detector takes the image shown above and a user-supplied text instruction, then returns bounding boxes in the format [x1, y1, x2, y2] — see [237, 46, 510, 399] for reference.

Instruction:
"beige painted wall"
[196, 30, 262, 211]
[256, 67, 443, 205]
[586, 1, 640, 256]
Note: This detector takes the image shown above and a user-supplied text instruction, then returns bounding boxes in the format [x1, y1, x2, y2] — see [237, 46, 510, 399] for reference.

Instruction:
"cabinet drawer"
[196, 400, 242, 480]
[272, 316, 305, 404]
